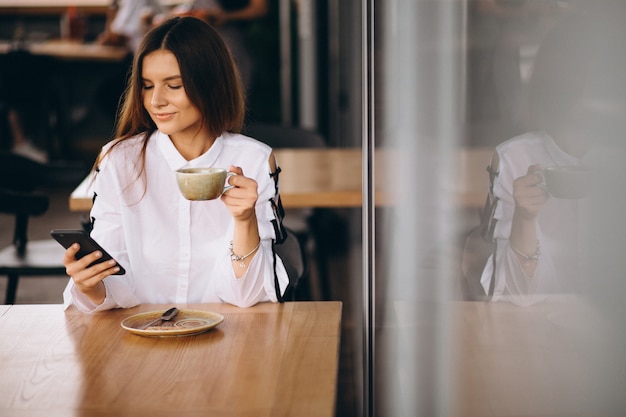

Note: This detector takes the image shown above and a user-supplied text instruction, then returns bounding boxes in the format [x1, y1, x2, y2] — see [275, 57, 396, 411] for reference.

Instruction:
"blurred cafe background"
[2, 1, 626, 416]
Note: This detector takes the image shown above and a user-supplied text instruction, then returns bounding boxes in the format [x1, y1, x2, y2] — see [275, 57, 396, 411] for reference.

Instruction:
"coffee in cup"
[541, 165, 591, 199]
[175, 167, 235, 201]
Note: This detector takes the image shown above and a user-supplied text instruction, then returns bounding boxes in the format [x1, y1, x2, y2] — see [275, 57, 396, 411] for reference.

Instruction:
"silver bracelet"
[229, 240, 261, 268]
[511, 240, 540, 265]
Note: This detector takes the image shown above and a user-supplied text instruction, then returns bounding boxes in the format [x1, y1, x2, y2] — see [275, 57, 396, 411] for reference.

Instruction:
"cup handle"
[536, 169, 547, 190]
[223, 172, 236, 193]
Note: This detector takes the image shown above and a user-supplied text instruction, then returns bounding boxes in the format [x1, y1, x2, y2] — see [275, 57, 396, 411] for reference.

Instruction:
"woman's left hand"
[221, 166, 258, 221]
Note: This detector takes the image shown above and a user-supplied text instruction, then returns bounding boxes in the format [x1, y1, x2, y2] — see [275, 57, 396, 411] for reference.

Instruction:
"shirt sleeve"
[109, 0, 144, 37]
[214, 240, 289, 307]
[62, 147, 141, 312]
[213, 154, 289, 307]
[480, 150, 556, 306]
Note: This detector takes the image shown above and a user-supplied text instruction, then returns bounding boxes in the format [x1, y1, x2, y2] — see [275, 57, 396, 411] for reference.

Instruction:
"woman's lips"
[154, 112, 174, 121]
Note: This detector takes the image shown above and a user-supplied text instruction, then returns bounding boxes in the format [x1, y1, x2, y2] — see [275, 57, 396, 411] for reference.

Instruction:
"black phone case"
[50, 229, 126, 275]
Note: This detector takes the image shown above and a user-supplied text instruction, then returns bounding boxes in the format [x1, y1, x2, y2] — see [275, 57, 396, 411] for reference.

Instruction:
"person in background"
[62, 16, 289, 312]
[164, 0, 269, 93]
[95, 0, 166, 122]
[97, 0, 165, 53]
[5, 109, 48, 163]
[0, 49, 50, 163]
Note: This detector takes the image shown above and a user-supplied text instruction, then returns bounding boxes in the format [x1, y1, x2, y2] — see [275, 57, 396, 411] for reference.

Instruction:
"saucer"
[121, 309, 224, 337]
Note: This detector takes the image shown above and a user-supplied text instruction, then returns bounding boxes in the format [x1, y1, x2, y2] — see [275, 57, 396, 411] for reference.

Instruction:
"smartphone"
[50, 229, 126, 275]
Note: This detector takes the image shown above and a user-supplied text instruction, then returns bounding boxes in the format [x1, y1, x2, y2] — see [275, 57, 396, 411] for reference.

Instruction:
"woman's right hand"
[63, 243, 119, 304]
[512, 164, 549, 220]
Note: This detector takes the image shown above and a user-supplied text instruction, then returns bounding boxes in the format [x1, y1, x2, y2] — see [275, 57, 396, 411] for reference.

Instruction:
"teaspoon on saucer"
[138, 307, 179, 330]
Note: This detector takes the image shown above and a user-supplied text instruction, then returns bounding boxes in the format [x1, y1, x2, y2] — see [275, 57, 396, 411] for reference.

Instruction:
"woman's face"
[141, 50, 205, 142]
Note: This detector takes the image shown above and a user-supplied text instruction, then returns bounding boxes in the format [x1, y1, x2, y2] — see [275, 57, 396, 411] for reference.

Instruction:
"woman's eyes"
[141, 84, 182, 90]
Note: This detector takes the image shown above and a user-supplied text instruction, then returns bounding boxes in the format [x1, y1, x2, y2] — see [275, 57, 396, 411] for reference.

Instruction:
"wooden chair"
[0, 152, 66, 304]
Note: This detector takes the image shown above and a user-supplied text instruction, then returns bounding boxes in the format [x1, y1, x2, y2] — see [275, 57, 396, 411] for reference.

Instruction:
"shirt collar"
[541, 131, 581, 166]
[155, 130, 225, 170]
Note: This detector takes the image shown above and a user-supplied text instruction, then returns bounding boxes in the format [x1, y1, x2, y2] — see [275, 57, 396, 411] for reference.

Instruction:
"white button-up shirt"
[481, 131, 582, 306]
[64, 130, 288, 312]
[110, 0, 164, 52]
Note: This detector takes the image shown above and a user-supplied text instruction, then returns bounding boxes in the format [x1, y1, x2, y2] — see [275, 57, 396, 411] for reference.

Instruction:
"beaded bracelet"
[229, 240, 261, 268]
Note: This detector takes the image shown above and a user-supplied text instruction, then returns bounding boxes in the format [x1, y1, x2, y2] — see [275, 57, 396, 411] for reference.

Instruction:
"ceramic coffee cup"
[175, 167, 235, 201]
[541, 165, 591, 199]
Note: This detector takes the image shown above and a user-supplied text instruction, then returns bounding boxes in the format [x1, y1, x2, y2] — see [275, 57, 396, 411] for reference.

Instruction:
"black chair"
[0, 152, 66, 304]
[244, 123, 333, 300]
[243, 123, 327, 149]
[274, 226, 308, 301]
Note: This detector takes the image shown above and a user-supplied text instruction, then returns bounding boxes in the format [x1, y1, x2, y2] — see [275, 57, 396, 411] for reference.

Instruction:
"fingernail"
[95, 251, 102, 258]
[108, 260, 116, 266]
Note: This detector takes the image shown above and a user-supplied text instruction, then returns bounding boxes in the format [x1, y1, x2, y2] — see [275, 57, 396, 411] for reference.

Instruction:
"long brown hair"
[99, 16, 246, 172]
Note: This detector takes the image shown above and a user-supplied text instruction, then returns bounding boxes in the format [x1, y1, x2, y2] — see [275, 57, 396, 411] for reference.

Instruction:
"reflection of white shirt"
[110, 0, 164, 52]
[481, 131, 582, 306]
[63, 131, 288, 312]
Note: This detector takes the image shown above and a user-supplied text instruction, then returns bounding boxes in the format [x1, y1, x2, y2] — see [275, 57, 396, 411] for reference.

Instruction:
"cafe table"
[69, 147, 491, 211]
[394, 296, 622, 416]
[0, 40, 129, 62]
[0, 301, 342, 417]
[0, 0, 109, 10]
[68, 149, 394, 210]
[0, 0, 180, 12]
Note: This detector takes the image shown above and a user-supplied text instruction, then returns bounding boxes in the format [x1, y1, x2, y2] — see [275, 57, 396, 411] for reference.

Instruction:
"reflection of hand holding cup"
[539, 165, 591, 199]
[176, 167, 236, 201]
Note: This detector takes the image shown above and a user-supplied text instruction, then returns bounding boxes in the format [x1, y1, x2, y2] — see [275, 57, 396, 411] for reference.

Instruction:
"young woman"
[62, 16, 288, 312]
[478, 8, 626, 306]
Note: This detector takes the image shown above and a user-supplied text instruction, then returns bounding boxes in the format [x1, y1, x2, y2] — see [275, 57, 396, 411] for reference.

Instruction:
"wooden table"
[0, 301, 342, 417]
[394, 296, 620, 416]
[0, 0, 179, 12]
[68, 149, 395, 210]
[0, 0, 109, 14]
[69, 147, 491, 211]
[0, 40, 129, 62]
